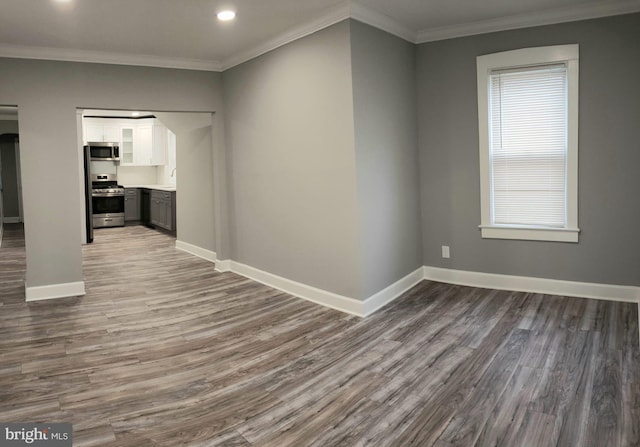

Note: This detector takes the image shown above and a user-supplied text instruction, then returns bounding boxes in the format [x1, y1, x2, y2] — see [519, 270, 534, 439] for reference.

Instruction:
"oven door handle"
[92, 192, 125, 197]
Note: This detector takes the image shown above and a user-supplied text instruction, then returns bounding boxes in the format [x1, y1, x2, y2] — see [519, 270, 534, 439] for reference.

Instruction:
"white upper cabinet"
[83, 117, 168, 166]
[84, 120, 120, 143]
[152, 123, 167, 165]
[103, 125, 120, 143]
[134, 124, 153, 166]
[84, 123, 102, 142]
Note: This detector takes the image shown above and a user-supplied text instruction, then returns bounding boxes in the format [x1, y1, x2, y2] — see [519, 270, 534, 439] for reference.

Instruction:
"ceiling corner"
[220, 1, 352, 71]
[349, 1, 418, 43]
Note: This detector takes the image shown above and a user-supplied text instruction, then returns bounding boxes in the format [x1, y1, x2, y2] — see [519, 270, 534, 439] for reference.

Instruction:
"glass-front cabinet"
[120, 127, 134, 165]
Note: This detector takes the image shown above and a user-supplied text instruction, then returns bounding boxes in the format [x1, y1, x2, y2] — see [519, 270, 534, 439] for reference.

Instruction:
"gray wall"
[0, 58, 221, 289]
[350, 20, 422, 298]
[222, 21, 363, 298]
[155, 112, 216, 253]
[3, 11, 636, 300]
[417, 13, 640, 286]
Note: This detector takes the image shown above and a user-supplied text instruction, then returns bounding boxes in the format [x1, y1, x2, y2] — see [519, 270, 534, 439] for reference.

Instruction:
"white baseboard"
[423, 266, 640, 303]
[362, 267, 425, 316]
[170, 240, 640, 315]
[214, 259, 232, 273]
[220, 261, 424, 317]
[173, 241, 423, 316]
[25, 281, 86, 302]
[174, 240, 232, 273]
[229, 260, 365, 316]
[175, 240, 217, 263]
[3, 216, 21, 223]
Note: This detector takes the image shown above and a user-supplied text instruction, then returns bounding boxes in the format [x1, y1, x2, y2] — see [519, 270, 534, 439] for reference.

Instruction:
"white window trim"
[476, 44, 580, 243]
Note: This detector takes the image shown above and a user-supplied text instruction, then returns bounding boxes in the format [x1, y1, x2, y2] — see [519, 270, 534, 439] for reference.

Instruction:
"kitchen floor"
[1, 224, 639, 446]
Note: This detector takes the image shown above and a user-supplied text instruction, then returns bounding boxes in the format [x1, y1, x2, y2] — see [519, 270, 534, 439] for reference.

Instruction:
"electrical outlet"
[442, 245, 450, 258]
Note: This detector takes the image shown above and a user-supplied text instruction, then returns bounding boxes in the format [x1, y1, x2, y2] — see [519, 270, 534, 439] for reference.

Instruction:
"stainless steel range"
[91, 174, 125, 228]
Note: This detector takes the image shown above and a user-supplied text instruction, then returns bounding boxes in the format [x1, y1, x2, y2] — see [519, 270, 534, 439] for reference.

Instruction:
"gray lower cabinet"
[124, 188, 141, 221]
[150, 190, 175, 231]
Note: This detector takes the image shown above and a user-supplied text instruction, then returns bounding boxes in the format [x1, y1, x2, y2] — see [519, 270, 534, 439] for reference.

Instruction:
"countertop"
[123, 184, 176, 192]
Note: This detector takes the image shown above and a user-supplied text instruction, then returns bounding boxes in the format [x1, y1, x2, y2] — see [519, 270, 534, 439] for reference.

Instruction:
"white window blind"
[489, 64, 567, 228]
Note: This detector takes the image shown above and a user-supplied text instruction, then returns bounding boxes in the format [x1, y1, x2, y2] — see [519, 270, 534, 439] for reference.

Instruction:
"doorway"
[78, 109, 179, 244]
[0, 105, 22, 245]
[76, 109, 220, 260]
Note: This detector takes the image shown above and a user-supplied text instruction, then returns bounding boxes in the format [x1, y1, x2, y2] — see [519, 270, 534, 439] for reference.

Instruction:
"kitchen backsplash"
[90, 161, 117, 175]
[116, 165, 161, 185]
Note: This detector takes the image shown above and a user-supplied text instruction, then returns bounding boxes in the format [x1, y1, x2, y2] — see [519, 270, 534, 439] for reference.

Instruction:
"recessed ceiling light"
[217, 10, 236, 21]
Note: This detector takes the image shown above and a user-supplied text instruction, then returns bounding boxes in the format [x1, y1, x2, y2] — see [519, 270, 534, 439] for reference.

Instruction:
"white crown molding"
[220, 1, 352, 71]
[26, 281, 86, 302]
[2, 1, 638, 72]
[350, 1, 417, 43]
[0, 43, 222, 72]
[220, 1, 418, 71]
[423, 266, 640, 303]
[417, 0, 640, 43]
[0, 0, 415, 74]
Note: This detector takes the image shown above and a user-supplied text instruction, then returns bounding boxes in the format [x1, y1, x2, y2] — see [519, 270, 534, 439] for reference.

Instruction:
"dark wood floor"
[1, 223, 639, 446]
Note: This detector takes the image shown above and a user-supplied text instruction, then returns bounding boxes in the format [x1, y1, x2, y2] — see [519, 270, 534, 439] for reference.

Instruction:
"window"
[476, 45, 579, 242]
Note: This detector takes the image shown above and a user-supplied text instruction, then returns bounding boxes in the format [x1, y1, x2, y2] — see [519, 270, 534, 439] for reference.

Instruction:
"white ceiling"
[1, 0, 639, 71]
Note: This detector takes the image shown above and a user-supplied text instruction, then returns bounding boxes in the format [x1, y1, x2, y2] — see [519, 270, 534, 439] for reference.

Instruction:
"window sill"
[479, 225, 579, 243]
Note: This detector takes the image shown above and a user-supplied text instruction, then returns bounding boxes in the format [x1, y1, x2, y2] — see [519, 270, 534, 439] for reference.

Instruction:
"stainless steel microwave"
[87, 142, 120, 161]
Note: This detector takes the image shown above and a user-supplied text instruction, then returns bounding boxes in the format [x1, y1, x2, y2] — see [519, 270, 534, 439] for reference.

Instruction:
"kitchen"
[81, 109, 178, 243]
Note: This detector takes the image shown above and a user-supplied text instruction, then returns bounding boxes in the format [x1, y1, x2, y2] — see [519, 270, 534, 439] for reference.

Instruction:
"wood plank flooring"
[1, 223, 639, 446]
